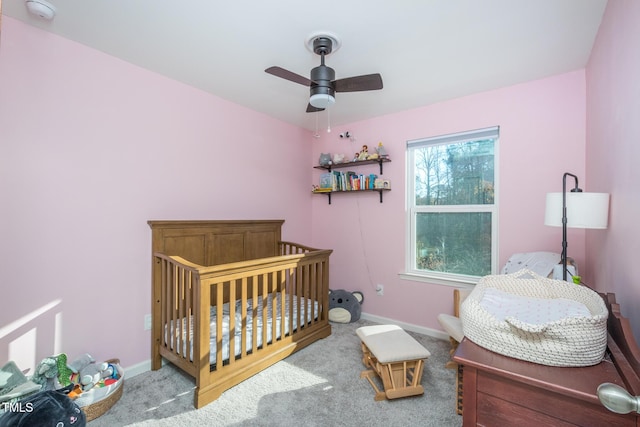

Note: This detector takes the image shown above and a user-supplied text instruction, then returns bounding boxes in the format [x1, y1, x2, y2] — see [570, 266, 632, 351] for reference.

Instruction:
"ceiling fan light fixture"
[309, 93, 335, 109]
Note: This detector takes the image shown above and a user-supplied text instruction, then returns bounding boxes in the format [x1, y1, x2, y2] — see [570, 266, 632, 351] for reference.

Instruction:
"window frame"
[403, 126, 500, 287]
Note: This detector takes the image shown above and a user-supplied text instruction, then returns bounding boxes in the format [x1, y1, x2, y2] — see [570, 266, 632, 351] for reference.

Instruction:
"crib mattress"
[166, 292, 318, 365]
[460, 270, 608, 367]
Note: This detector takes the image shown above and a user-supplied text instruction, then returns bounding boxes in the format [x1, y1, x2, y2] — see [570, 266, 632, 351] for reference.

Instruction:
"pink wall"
[4, 5, 631, 372]
[0, 18, 314, 371]
[311, 71, 587, 330]
[586, 1, 640, 339]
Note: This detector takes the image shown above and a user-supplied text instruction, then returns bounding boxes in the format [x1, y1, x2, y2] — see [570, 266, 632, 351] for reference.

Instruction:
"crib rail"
[151, 244, 332, 390]
[279, 241, 318, 255]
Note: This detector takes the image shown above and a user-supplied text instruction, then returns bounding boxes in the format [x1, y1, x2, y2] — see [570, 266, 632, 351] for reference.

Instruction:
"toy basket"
[76, 358, 124, 421]
[460, 270, 608, 367]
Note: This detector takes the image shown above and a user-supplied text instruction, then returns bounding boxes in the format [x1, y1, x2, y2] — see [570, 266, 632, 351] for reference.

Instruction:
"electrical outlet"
[376, 284, 384, 296]
[144, 314, 152, 330]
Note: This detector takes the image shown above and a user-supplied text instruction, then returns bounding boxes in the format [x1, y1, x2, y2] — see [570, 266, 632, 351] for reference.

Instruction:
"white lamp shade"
[309, 93, 335, 109]
[545, 192, 610, 229]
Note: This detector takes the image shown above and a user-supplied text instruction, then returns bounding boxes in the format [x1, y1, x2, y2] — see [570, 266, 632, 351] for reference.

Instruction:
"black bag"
[0, 385, 85, 427]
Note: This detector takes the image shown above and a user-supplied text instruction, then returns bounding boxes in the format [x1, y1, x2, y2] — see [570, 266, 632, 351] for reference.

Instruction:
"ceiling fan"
[265, 35, 383, 113]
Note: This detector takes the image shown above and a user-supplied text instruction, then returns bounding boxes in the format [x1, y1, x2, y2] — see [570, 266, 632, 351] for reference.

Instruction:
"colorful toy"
[31, 354, 73, 390]
[67, 354, 119, 392]
[68, 353, 94, 373]
[376, 142, 388, 158]
[357, 145, 369, 160]
[99, 362, 118, 381]
[318, 153, 332, 166]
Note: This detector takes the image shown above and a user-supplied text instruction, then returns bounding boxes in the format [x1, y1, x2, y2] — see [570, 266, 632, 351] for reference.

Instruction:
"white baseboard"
[121, 359, 151, 379]
[121, 358, 170, 379]
[360, 312, 450, 341]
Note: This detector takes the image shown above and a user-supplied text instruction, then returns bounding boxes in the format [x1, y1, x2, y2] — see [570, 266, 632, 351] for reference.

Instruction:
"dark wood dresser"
[453, 293, 640, 427]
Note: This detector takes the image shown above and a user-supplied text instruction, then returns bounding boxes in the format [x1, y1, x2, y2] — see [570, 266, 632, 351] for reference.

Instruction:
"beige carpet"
[88, 319, 462, 427]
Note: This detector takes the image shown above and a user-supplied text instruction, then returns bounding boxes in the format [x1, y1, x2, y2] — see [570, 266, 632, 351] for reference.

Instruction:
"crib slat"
[310, 262, 317, 325]
[261, 273, 268, 350]
[288, 267, 294, 336]
[296, 265, 302, 332]
[251, 278, 258, 355]
[304, 263, 310, 328]
[185, 269, 192, 363]
[160, 259, 167, 347]
[165, 259, 172, 349]
[270, 271, 277, 344]
[279, 279, 286, 340]
[178, 268, 185, 358]
[240, 277, 248, 358]
[170, 263, 177, 353]
[215, 282, 223, 369]
[322, 258, 329, 321]
[228, 280, 236, 366]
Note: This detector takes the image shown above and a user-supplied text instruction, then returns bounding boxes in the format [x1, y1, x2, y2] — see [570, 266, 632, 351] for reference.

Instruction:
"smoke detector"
[26, 0, 57, 20]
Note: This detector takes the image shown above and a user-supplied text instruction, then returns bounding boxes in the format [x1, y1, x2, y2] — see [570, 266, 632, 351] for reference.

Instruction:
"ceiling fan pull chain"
[314, 113, 320, 138]
[327, 107, 331, 133]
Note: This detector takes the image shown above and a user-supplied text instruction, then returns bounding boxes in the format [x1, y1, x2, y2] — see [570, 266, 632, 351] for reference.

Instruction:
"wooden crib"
[148, 220, 332, 408]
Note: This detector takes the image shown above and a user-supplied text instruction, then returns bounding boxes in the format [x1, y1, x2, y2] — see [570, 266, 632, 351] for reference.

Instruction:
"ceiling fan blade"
[306, 103, 325, 113]
[265, 66, 313, 86]
[334, 73, 383, 92]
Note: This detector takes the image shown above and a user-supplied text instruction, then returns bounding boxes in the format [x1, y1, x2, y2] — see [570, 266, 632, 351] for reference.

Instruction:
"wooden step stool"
[356, 324, 431, 401]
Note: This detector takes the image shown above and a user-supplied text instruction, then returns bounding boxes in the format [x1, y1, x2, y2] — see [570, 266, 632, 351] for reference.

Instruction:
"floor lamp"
[544, 172, 609, 281]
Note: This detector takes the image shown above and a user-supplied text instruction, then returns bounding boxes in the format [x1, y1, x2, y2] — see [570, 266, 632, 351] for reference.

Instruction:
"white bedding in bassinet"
[167, 292, 318, 365]
[479, 287, 590, 325]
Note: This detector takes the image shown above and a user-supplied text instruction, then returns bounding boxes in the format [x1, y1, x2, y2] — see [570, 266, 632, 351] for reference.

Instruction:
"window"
[405, 127, 499, 285]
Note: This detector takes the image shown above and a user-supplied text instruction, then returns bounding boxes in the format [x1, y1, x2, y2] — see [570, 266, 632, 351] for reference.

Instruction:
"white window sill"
[399, 272, 477, 289]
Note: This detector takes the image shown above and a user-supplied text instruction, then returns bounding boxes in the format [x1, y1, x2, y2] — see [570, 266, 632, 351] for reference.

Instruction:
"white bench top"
[356, 325, 431, 363]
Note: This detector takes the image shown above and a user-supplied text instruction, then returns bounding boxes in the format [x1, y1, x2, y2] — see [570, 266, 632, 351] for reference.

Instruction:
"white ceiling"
[2, 0, 608, 131]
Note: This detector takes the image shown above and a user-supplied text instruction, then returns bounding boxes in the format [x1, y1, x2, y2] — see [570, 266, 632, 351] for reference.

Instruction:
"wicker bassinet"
[460, 270, 608, 367]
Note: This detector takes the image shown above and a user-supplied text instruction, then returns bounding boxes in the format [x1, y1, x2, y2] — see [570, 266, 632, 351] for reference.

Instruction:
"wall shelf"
[313, 157, 391, 204]
[313, 188, 390, 204]
[313, 157, 391, 175]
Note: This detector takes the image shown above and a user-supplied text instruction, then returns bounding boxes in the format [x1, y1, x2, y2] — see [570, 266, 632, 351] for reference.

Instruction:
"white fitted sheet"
[479, 287, 590, 325]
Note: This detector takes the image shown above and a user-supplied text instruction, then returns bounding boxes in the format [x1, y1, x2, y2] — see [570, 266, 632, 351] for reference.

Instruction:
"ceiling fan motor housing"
[310, 37, 336, 98]
[310, 65, 335, 98]
[313, 37, 334, 56]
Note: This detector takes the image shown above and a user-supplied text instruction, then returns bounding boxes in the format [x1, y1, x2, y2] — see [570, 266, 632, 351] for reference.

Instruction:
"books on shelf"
[317, 171, 389, 192]
[319, 173, 333, 189]
[374, 178, 391, 189]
